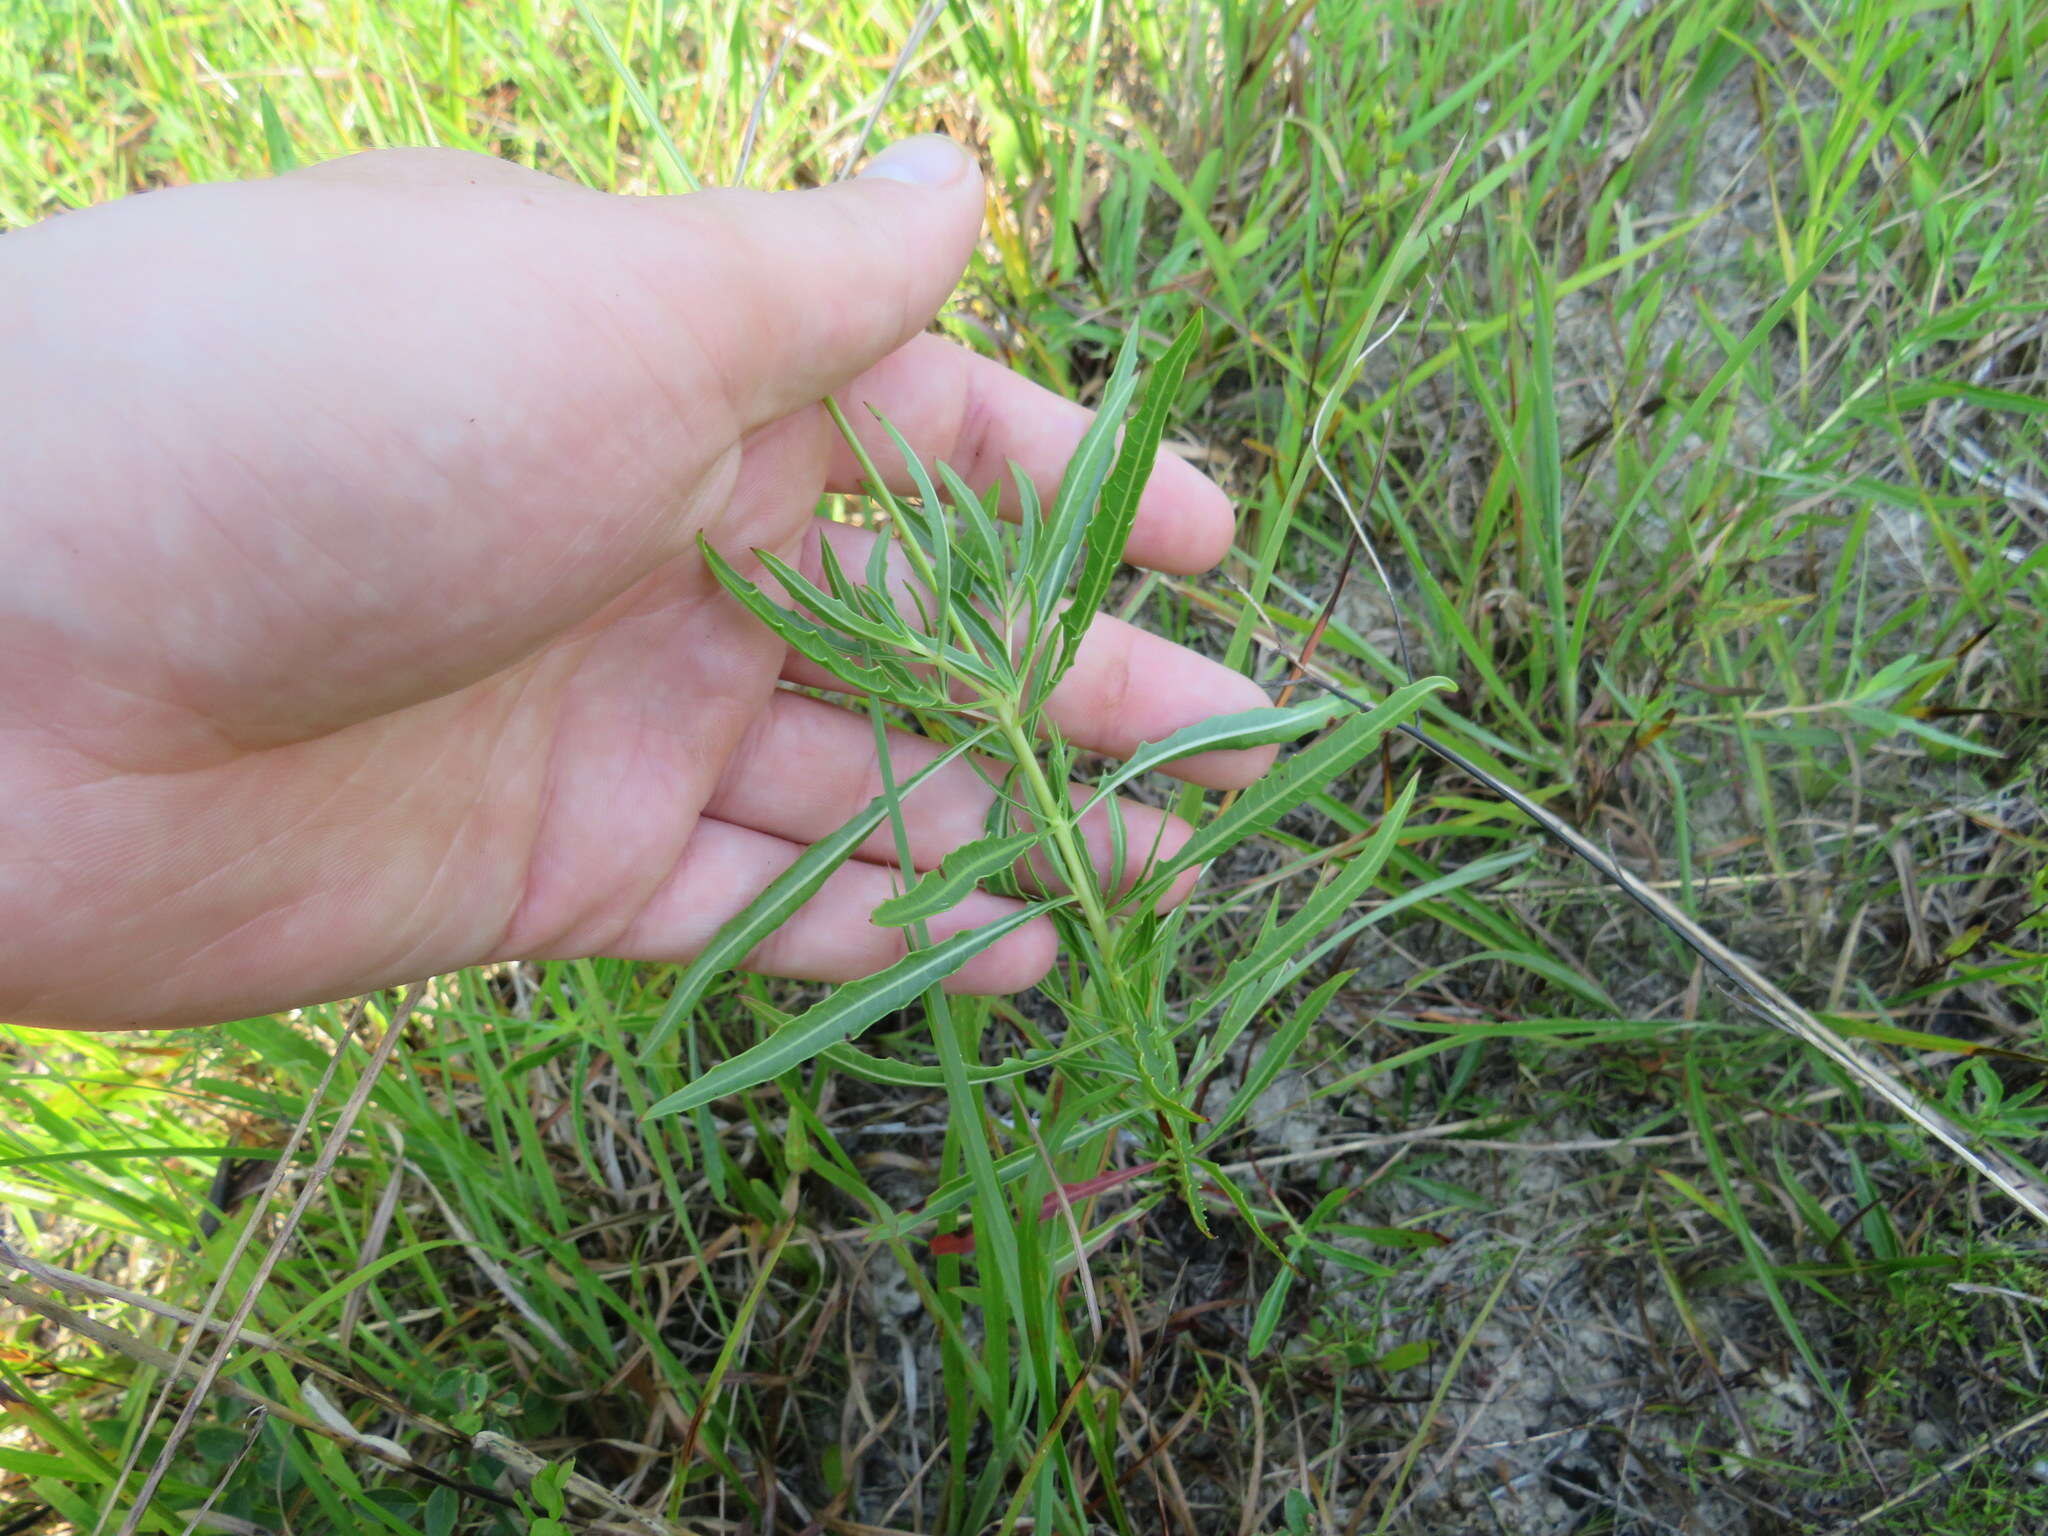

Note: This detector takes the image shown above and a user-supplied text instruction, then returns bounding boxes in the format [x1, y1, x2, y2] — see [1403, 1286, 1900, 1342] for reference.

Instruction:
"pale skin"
[0, 135, 1276, 1033]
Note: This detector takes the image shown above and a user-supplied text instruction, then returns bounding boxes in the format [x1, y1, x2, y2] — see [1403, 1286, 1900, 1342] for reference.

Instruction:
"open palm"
[0, 143, 1271, 1030]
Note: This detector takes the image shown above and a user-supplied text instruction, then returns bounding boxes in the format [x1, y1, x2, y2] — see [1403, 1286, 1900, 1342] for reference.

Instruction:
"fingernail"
[859, 134, 969, 187]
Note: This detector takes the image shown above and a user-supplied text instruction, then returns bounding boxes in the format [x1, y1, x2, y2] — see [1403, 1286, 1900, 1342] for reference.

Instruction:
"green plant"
[634, 318, 1448, 1527]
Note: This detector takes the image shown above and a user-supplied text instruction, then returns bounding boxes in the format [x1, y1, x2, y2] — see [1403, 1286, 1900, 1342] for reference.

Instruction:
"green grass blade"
[1186, 773, 1422, 1092]
[566, 0, 698, 191]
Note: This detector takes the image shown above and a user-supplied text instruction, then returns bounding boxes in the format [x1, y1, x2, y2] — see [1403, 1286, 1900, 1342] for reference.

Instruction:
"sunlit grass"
[4, 1, 2046, 1532]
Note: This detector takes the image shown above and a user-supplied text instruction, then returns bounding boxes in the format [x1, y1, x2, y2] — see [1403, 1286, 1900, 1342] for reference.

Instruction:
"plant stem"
[995, 708, 1118, 963]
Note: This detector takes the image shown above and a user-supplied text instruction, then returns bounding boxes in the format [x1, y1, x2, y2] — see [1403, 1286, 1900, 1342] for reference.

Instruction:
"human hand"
[0, 139, 1271, 1031]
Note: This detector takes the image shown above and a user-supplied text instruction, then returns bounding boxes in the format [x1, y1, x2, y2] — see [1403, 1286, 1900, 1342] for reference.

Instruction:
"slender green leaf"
[257, 90, 297, 172]
[756, 546, 920, 651]
[1175, 1146, 1212, 1236]
[1249, 1265, 1294, 1356]
[1375, 1340, 1434, 1372]
[1083, 698, 1349, 813]
[1686, 1056, 1850, 1419]
[1198, 1159, 1293, 1266]
[875, 1099, 1145, 1242]
[731, 998, 1114, 1086]
[1205, 970, 1354, 1146]
[1011, 464, 1042, 577]
[1523, 231, 1573, 729]
[1187, 773, 1420, 1094]
[872, 831, 1041, 927]
[699, 537, 925, 702]
[940, 462, 1007, 586]
[1842, 705, 2000, 758]
[822, 1035, 1099, 1087]
[1146, 678, 1452, 888]
[642, 725, 995, 1052]
[646, 905, 1050, 1118]
[1033, 333, 1141, 601]
[816, 528, 892, 624]
[1055, 314, 1204, 679]
[877, 417, 953, 618]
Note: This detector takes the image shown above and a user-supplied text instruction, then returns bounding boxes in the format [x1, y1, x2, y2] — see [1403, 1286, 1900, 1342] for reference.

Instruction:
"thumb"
[655, 135, 984, 429]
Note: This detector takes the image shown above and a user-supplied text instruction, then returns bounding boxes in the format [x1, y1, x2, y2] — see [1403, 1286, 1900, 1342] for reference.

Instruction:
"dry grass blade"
[0, 1277, 288, 1424]
[1345, 1248, 1521, 1536]
[0, 1274, 512, 1506]
[1291, 145, 1465, 696]
[336, 1130, 406, 1351]
[106, 983, 425, 1536]
[2, 1255, 689, 1534]
[831, 0, 946, 182]
[82, 997, 374, 1532]
[732, 17, 798, 184]
[1298, 304, 1411, 685]
[408, 1159, 574, 1356]
[0, 1239, 482, 1445]
[1202, 1349, 1265, 1536]
[1, 1239, 359, 1379]
[174, 1409, 265, 1536]
[1821, 1402, 2048, 1534]
[1414, 716, 2048, 1228]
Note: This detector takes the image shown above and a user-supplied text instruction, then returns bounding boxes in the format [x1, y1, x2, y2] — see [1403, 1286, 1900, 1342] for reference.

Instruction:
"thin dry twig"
[85, 997, 371, 1532]
[733, 18, 800, 184]
[1, 1263, 692, 1534]
[336, 1129, 407, 1352]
